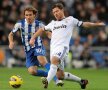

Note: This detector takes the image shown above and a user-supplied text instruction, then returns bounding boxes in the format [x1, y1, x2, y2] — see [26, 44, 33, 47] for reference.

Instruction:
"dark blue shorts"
[25, 46, 46, 68]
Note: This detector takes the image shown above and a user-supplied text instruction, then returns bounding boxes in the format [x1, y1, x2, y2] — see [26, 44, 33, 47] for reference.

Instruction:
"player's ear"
[34, 14, 36, 18]
[35, 10, 38, 18]
[61, 9, 64, 12]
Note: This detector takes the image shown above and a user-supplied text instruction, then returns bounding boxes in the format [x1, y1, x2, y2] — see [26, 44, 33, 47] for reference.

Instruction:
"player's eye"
[29, 14, 32, 16]
[25, 14, 28, 16]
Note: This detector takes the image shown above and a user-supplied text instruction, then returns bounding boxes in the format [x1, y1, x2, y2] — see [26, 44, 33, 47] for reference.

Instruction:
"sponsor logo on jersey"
[53, 24, 67, 30]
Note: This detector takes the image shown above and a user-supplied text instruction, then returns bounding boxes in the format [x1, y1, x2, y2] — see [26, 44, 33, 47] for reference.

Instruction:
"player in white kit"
[29, 3, 105, 89]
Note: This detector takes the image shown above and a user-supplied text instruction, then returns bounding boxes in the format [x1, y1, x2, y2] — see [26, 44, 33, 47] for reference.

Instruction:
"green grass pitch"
[0, 67, 108, 90]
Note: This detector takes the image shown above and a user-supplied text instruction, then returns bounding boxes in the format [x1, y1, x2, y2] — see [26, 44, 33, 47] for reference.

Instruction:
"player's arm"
[8, 32, 14, 49]
[82, 22, 105, 28]
[71, 16, 105, 28]
[45, 31, 52, 39]
[29, 28, 44, 46]
[8, 22, 21, 49]
[30, 21, 52, 46]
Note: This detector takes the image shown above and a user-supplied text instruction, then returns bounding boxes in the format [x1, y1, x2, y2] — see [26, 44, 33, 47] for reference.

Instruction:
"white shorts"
[50, 46, 68, 70]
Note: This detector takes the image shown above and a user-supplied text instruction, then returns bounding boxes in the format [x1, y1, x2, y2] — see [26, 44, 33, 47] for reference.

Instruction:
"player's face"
[52, 7, 64, 20]
[25, 11, 35, 24]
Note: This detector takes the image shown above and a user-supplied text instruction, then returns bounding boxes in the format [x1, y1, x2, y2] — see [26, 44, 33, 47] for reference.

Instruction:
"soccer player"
[8, 5, 63, 86]
[29, 3, 105, 89]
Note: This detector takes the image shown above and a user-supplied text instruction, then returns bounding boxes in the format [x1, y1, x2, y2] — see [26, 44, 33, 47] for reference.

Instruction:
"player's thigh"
[51, 46, 68, 63]
[34, 46, 46, 66]
[26, 50, 39, 68]
[37, 56, 48, 66]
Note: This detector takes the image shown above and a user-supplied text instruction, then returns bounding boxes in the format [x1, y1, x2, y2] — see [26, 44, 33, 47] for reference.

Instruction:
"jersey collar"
[57, 17, 66, 21]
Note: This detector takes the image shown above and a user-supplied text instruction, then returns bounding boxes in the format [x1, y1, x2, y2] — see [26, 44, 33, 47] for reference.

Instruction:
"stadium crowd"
[0, 0, 108, 68]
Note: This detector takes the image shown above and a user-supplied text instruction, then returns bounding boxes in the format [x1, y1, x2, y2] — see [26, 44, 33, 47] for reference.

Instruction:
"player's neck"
[25, 18, 35, 25]
[57, 16, 65, 21]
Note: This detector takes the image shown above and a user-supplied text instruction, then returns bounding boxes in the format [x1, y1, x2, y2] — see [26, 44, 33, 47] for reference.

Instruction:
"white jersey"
[44, 16, 83, 52]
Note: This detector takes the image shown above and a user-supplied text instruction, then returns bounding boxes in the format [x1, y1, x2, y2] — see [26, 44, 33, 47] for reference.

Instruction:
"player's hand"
[29, 38, 35, 46]
[9, 42, 14, 49]
[98, 22, 106, 26]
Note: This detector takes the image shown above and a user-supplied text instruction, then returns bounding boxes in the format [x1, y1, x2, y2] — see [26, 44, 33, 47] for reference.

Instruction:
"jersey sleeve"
[44, 21, 53, 31]
[12, 22, 21, 33]
[71, 16, 83, 27]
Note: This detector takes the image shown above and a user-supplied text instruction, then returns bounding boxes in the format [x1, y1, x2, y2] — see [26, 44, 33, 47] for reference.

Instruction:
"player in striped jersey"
[8, 5, 63, 86]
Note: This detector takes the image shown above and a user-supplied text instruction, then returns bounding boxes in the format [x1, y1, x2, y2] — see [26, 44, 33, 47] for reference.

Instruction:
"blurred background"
[0, 0, 108, 69]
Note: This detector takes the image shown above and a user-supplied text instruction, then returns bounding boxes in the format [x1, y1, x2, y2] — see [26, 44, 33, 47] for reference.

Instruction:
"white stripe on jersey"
[24, 21, 29, 46]
[31, 21, 36, 48]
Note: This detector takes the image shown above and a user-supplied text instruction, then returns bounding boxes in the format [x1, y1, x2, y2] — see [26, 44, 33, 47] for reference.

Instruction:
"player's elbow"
[8, 33, 11, 39]
[39, 28, 44, 35]
[8, 32, 13, 38]
[82, 22, 92, 28]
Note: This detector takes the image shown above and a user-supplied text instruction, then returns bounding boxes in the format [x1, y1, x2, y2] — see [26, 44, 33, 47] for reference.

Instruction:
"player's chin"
[56, 16, 61, 21]
[27, 20, 32, 23]
[55, 16, 58, 19]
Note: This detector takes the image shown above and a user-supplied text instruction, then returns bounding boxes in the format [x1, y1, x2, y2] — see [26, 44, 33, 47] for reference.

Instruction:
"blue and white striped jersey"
[12, 19, 44, 52]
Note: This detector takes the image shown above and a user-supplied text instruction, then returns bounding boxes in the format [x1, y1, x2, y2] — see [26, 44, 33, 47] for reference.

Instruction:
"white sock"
[64, 72, 81, 83]
[47, 64, 57, 83]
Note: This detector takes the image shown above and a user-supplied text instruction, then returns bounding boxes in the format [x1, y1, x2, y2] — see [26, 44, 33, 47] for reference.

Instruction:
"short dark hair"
[24, 5, 38, 15]
[52, 3, 64, 10]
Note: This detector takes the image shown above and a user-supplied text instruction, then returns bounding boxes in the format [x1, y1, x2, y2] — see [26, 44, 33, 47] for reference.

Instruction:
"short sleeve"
[71, 16, 83, 27]
[44, 21, 54, 31]
[12, 22, 21, 33]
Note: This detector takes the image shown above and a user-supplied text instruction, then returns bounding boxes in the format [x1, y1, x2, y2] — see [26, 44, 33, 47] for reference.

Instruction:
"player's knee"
[28, 68, 36, 75]
[37, 56, 48, 66]
[40, 60, 47, 66]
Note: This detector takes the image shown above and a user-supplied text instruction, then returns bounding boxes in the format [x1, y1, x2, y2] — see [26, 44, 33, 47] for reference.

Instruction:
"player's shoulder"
[66, 16, 74, 20]
[35, 19, 40, 22]
[14, 19, 24, 27]
[48, 20, 55, 24]
[16, 19, 25, 24]
[35, 19, 45, 27]
[35, 19, 43, 24]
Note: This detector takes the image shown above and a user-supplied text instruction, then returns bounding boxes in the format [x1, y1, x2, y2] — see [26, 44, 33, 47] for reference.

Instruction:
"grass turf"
[0, 67, 108, 90]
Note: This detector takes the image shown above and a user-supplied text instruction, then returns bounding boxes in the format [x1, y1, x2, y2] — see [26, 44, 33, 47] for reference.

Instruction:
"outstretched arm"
[29, 28, 44, 46]
[8, 32, 14, 49]
[82, 22, 105, 28]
